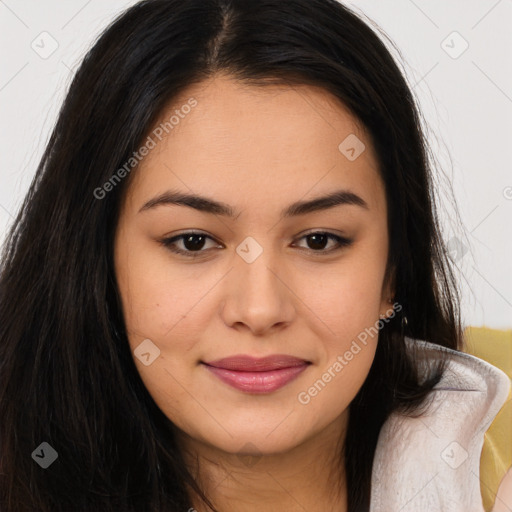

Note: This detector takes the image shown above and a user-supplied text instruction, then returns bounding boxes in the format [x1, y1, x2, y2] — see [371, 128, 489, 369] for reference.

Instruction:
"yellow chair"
[464, 326, 512, 511]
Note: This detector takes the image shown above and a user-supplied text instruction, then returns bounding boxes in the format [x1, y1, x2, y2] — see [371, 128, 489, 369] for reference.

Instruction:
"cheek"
[116, 240, 223, 350]
[294, 261, 384, 416]
[293, 252, 387, 345]
[294, 341, 376, 438]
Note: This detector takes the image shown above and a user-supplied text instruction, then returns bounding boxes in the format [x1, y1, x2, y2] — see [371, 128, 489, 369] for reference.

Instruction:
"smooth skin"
[114, 73, 395, 512]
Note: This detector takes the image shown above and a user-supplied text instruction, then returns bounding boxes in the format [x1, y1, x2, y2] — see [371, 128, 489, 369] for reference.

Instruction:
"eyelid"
[290, 230, 352, 254]
[159, 230, 353, 258]
[159, 230, 223, 257]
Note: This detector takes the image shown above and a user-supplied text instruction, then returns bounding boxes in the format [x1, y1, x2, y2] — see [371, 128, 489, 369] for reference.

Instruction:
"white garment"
[370, 337, 511, 512]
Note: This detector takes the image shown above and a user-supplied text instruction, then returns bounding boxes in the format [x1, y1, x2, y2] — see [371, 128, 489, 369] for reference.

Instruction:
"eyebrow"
[139, 188, 369, 218]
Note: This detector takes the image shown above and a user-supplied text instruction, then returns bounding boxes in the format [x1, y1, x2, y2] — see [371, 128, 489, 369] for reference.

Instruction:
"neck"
[180, 411, 349, 512]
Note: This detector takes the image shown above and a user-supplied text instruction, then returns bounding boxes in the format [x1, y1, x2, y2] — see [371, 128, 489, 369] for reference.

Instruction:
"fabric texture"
[370, 337, 511, 512]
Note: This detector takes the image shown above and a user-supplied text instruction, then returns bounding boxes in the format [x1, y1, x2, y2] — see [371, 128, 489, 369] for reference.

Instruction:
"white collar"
[370, 337, 511, 512]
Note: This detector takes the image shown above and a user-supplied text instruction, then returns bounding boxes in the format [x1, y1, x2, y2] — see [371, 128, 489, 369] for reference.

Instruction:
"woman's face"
[114, 74, 393, 457]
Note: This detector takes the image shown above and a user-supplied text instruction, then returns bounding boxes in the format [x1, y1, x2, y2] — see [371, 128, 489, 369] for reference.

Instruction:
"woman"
[0, 1, 509, 511]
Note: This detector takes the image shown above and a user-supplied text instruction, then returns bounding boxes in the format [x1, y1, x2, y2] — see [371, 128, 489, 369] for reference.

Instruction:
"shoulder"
[370, 337, 511, 512]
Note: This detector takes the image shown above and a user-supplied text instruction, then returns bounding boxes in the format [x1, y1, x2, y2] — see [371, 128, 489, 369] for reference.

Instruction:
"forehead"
[124, 74, 385, 216]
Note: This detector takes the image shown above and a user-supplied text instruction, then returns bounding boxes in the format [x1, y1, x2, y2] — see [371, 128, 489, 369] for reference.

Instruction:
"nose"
[220, 240, 296, 336]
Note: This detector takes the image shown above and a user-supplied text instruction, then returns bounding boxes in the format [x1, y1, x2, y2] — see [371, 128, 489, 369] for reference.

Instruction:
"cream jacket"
[370, 338, 511, 512]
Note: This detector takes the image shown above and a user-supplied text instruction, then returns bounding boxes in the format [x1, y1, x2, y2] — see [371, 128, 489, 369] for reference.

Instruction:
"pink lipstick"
[202, 355, 310, 393]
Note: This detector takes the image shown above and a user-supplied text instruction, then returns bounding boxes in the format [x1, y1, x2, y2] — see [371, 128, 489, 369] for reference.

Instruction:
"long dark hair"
[0, 1, 463, 510]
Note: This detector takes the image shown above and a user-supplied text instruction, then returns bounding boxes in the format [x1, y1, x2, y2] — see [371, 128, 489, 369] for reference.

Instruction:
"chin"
[194, 426, 308, 458]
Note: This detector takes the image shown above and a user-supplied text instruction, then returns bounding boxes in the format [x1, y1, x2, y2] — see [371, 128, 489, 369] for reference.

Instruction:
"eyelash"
[159, 231, 353, 258]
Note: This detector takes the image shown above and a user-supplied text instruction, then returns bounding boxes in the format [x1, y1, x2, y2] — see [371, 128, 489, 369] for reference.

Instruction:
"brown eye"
[160, 232, 222, 257]
[293, 232, 353, 254]
[181, 234, 208, 251]
[160, 230, 352, 259]
[305, 233, 329, 250]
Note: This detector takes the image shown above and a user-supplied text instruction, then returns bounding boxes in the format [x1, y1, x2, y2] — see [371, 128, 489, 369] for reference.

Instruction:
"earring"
[401, 310, 408, 335]
[383, 297, 409, 332]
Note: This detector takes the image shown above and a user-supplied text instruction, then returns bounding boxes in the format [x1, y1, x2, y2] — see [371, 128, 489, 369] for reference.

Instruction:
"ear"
[379, 265, 396, 320]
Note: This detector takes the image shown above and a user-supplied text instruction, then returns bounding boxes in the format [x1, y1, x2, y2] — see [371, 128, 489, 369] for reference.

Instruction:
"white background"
[0, 0, 511, 328]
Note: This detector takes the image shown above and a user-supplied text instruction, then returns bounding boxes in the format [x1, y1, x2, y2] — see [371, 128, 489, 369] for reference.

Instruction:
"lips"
[204, 354, 309, 372]
[201, 355, 311, 393]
